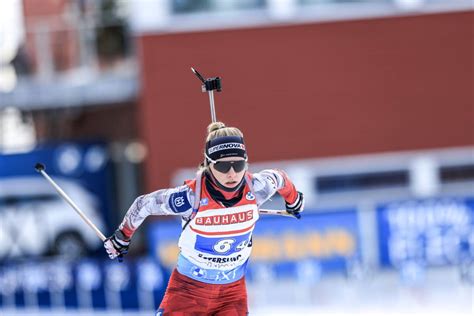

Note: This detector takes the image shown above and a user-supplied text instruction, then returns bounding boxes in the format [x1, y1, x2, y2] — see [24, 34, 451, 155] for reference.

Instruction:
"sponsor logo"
[195, 210, 253, 226]
[191, 266, 207, 278]
[208, 143, 246, 154]
[169, 191, 191, 213]
[198, 253, 243, 264]
[246, 192, 255, 201]
[215, 270, 238, 282]
[174, 197, 185, 208]
[200, 198, 209, 206]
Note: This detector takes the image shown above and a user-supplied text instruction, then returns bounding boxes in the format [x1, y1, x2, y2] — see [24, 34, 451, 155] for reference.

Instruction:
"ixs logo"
[208, 143, 245, 154]
[195, 210, 253, 226]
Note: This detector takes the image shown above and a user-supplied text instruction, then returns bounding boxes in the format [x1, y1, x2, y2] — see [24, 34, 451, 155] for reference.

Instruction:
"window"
[315, 170, 409, 193]
[173, 0, 265, 14]
[440, 164, 474, 183]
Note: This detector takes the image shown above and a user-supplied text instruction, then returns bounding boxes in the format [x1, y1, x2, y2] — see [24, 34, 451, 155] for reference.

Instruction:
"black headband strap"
[205, 135, 247, 161]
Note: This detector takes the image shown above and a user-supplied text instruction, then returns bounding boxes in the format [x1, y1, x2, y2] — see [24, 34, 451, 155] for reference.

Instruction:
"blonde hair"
[199, 121, 244, 171]
[206, 121, 243, 142]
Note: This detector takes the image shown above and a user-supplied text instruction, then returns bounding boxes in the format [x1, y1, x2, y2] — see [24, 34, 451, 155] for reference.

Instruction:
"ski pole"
[191, 67, 221, 123]
[191, 68, 301, 219]
[259, 209, 301, 219]
[34, 163, 106, 241]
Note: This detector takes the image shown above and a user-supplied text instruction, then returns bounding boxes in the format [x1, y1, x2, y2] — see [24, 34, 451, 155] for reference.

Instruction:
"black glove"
[285, 191, 304, 219]
[104, 229, 130, 260]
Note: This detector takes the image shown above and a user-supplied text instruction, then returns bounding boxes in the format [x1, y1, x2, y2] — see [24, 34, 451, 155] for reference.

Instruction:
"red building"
[135, 10, 473, 190]
[3, 2, 472, 191]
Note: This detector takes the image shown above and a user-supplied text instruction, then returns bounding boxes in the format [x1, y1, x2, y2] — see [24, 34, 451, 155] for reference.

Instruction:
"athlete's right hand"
[104, 229, 130, 259]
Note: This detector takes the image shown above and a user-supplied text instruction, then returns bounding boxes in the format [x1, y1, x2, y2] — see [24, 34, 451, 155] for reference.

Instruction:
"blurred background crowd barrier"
[0, 257, 167, 311]
[0, 0, 472, 315]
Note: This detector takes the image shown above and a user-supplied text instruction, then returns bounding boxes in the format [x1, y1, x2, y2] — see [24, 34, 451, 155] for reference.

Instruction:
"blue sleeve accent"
[168, 191, 192, 213]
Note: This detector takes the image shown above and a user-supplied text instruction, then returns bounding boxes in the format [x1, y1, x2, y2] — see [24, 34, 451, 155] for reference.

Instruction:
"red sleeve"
[276, 170, 298, 205]
[120, 223, 134, 240]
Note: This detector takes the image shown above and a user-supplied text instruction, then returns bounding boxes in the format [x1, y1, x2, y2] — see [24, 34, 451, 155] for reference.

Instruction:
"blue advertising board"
[0, 257, 166, 311]
[148, 209, 361, 281]
[0, 142, 113, 259]
[377, 197, 474, 267]
[0, 142, 112, 216]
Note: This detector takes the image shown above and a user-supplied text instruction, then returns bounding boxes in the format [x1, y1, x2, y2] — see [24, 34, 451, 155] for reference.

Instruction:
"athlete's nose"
[227, 167, 237, 177]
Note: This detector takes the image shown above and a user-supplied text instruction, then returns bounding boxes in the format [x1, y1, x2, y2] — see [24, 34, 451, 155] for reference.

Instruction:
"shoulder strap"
[192, 170, 203, 210]
[182, 170, 203, 231]
[245, 172, 255, 196]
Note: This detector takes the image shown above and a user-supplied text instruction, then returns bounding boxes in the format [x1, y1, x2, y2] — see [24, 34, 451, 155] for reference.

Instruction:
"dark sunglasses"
[213, 160, 247, 173]
[206, 156, 247, 173]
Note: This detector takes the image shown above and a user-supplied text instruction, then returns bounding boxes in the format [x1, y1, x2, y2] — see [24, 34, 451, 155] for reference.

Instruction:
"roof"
[0, 65, 139, 111]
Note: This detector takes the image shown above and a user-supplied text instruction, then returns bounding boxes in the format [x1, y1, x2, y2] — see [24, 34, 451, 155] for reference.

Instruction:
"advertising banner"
[0, 142, 112, 259]
[377, 197, 474, 267]
[148, 209, 361, 281]
[0, 257, 166, 311]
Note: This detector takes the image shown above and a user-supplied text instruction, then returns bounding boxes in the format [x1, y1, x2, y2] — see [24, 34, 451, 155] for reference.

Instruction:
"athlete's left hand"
[285, 191, 304, 219]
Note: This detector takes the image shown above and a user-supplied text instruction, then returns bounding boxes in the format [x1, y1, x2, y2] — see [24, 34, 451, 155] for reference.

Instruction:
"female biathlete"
[104, 121, 304, 315]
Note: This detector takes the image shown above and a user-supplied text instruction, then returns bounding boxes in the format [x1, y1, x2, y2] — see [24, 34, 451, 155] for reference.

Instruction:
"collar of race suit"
[204, 170, 245, 207]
